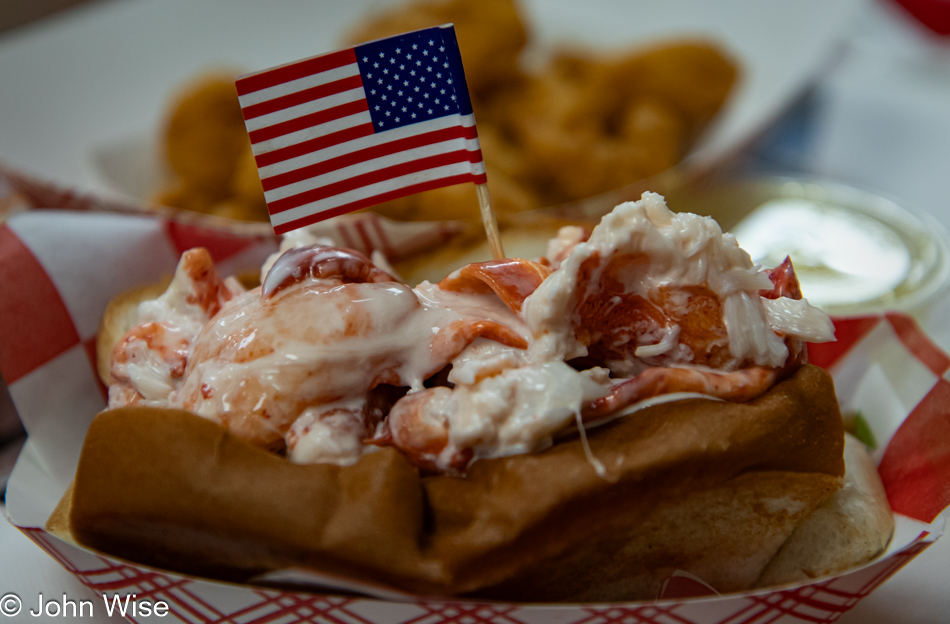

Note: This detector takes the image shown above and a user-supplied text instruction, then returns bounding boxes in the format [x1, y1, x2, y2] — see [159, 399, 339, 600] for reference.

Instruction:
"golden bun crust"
[54, 364, 853, 600]
[756, 433, 894, 586]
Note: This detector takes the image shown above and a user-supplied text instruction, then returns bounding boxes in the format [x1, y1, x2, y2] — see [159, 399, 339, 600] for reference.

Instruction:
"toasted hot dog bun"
[48, 364, 875, 601]
[756, 433, 894, 586]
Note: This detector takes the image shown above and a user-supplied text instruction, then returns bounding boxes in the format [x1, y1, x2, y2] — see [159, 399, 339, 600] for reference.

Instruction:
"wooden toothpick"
[475, 183, 505, 260]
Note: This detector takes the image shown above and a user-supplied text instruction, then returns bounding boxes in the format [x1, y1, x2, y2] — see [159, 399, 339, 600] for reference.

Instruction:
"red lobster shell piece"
[761, 256, 803, 300]
[262, 246, 398, 300]
[761, 256, 809, 367]
[439, 259, 552, 314]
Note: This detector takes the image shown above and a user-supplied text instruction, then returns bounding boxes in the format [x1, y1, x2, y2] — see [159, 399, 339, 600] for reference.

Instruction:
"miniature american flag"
[236, 25, 487, 235]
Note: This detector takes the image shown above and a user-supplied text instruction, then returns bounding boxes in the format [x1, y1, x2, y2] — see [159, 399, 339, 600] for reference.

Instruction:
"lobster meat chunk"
[111, 241, 533, 465]
[109, 248, 242, 408]
[373, 356, 612, 475]
[439, 258, 552, 313]
[371, 194, 835, 473]
[108, 193, 836, 475]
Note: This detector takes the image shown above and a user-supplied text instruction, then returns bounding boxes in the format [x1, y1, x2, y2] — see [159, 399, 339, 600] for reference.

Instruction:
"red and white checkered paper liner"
[0, 161, 465, 262]
[2, 209, 949, 624]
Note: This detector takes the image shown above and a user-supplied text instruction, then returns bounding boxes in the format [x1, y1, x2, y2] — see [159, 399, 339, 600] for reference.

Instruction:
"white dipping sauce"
[733, 198, 911, 309]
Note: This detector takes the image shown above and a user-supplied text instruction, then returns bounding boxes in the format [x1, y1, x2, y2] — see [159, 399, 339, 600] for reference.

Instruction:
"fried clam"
[154, 72, 268, 221]
[150, 1, 738, 225]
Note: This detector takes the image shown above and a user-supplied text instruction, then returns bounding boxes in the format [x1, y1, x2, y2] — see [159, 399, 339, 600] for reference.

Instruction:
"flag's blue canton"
[355, 25, 473, 134]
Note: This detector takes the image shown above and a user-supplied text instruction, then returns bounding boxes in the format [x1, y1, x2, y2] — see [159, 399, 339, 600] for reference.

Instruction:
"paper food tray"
[1, 208, 948, 624]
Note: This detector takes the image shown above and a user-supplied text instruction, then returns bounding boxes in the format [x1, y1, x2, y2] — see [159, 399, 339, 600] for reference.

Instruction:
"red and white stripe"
[236, 49, 486, 234]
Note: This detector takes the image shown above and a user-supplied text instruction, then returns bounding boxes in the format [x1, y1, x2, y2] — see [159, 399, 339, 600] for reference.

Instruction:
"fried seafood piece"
[163, 73, 249, 196]
[151, 1, 737, 224]
[345, 0, 528, 95]
[153, 73, 268, 221]
[603, 42, 740, 133]
[495, 42, 737, 203]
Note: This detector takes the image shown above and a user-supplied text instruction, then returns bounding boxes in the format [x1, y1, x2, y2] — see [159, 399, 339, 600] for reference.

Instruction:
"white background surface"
[2, 0, 950, 622]
[801, 3, 950, 618]
[0, 0, 866, 203]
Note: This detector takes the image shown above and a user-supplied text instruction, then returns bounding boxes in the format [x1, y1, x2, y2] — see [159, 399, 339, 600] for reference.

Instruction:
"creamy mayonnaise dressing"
[109, 193, 835, 473]
[523, 192, 834, 369]
[286, 398, 374, 465]
[450, 340, 610, 459]
[108, 249, 245, 409]
[172, 277, 541, 465]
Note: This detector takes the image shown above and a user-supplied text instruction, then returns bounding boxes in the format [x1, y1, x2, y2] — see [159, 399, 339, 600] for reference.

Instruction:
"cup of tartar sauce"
[668, 176, 950, 317]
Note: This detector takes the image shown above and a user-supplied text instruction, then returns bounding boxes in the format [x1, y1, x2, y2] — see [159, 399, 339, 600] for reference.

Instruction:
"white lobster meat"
[110, 193, 835, 474]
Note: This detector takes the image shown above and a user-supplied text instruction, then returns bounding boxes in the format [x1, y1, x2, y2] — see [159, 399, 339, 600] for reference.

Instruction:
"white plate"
[0, 0, 866, 206]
